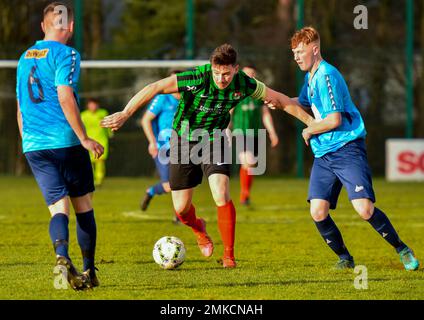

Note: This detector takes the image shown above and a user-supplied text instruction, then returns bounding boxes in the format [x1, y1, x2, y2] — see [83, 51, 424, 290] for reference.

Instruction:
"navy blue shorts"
[308, 139, 376, 210]
[25, 145, 94, 206]
[154, 155, 170, 183]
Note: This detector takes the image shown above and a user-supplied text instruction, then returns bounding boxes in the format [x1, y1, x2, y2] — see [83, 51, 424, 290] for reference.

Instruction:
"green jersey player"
[101, 44, 313, 268]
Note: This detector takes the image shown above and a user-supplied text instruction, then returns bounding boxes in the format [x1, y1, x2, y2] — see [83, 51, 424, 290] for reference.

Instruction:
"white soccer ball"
[152, 236, 186, 270]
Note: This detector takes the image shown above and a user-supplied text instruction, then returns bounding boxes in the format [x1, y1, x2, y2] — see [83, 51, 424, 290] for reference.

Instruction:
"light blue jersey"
[16, 40, 81, 153]
[299, 60, 366, 158]
[147, 94, 179, 149]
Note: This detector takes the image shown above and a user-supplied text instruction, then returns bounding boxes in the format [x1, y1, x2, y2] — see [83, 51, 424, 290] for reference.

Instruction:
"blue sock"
[49, 213, 69, 259]
[367, 207, 407, 253]
[315, 215, 352, 260]
[149, 183, 165, 196]
[76, 209, 97, 274]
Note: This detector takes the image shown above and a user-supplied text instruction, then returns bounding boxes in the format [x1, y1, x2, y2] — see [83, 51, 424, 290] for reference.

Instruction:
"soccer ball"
[152, 236, 186, 270]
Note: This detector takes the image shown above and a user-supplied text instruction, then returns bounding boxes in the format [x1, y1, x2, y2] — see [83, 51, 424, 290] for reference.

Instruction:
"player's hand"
[81, 138, 104, 159]
[148, 142, 158, 158]
[302, 128, 312, 146]
[269, 133, 279, 148]
[264, 100, 277, 110]
[100, 111, 130, 132]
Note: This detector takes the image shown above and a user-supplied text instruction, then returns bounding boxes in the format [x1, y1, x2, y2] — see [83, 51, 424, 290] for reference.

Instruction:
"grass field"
[0, 176, 423, 300]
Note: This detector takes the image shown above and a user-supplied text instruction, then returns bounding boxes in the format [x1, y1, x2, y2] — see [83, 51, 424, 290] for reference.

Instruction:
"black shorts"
[169, 137, 232, 191]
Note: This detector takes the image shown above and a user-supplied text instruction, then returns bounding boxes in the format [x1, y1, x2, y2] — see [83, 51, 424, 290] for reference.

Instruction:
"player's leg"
[93, 159, 105, 187]
[25, 149, 85, 290]
[71, 193, 99, 287]
[141, 156, 170, 211]
[238, 135, 258, 205]
[208, 173, 236, 268]
[64, 145, 99, 286]
[309, 156, 354, 269]
[170, 155, 213, 256]
[334, 139, 419, 270]
[238, 150, 255, 206]
[172, 188, 214, 257]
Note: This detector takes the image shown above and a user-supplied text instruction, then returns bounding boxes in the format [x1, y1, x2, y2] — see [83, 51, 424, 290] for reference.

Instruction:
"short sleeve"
[298, 81, 310, 107]
[147, 95, 165, 116]
[55, 47, 81, 87]
[176, 65, 206, 93]
[317, 74, 344, 114]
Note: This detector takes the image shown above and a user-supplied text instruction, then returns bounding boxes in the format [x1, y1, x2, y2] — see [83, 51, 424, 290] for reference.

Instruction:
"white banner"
[386, 139, 424, 181]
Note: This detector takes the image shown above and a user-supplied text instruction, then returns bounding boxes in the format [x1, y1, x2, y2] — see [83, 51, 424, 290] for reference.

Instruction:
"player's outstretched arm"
[57, 85, 104, 159]
[100, 75, 178, 132]
[264, 87, 314, 126]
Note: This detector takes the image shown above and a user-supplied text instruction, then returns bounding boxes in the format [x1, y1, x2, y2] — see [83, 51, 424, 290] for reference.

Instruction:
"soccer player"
[16, 2, 104, 289]
[291, 27, 419, 270]
[139, 72, 180, 222]
[231, 65, 279, 206]
[81, 98, 112, 187]
[101, 44, 314, 268]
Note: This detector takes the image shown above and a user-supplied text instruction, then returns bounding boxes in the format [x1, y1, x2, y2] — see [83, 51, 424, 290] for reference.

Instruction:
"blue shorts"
[308, 139, 376, 210]
[154, 154, 170, 183]
[25, 145, 94, 206]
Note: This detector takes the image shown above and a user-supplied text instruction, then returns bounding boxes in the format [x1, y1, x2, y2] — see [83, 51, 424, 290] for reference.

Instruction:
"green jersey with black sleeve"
[174, 64, 266, 140]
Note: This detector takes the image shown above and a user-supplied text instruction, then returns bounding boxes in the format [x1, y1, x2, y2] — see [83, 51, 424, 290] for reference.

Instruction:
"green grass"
[0, 176, 423, 300]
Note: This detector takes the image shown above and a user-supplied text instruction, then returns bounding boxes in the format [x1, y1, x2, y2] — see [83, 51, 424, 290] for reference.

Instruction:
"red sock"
[246, 169, 254, 192]
[217, 200, 236, 258]
[240, 167, 248, 202]
[175, 204, 203, 233]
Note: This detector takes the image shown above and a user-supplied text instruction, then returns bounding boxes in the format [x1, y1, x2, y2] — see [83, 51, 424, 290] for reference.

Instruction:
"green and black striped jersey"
[174, 64, 266, 140]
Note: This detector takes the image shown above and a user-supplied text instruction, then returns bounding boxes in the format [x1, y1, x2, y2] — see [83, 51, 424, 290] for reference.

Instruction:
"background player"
[101, 44, 314, 268]
[139, 71, 181, 224]
[292, 27, 419, 270]
[231, 65, 279, 206]
[16, 2, 104, 289]
[81, 98, 112, 187]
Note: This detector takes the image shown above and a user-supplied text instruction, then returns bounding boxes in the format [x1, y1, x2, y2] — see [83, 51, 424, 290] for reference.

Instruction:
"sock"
[315, 215, 352, 260]
[246, 168, 254, 191]
[217, 200, 236, 258]
[148, 183, 165, 197]
[367, 207, 407, 253]
[76, 209, 97, 274]
[175, 204, 204, 233]
[239, 167, 249, 201]
[49, 213, 69, 258]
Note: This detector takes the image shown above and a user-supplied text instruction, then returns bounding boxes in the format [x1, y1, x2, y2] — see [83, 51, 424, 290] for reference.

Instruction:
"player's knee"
[354, 204, 373, 220]
[211, 190, 229, 207]
[310, 208, 329, 222]
[173, 202, 191, 215]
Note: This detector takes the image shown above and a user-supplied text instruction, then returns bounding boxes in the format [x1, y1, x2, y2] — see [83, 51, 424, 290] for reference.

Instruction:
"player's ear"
[234, 64, 239, 73]
[69, 20, 74, 33]
[41, 21, 46, 33]
[312, 45, 319, 56]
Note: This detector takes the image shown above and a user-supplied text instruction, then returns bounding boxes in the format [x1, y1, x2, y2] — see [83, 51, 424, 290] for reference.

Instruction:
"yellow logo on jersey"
[25, 49, 49, 59]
